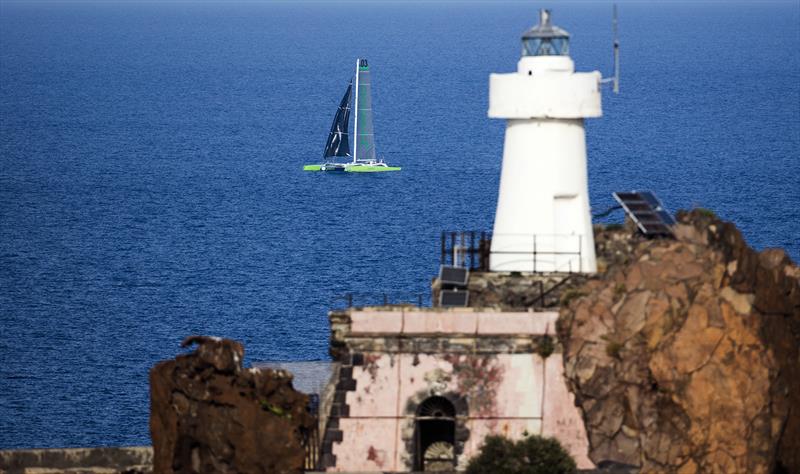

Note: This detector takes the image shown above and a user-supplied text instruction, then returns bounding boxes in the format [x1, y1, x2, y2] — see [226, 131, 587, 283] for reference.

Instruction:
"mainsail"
[323, 83, 352, 158]
[354, 59, 376, 162]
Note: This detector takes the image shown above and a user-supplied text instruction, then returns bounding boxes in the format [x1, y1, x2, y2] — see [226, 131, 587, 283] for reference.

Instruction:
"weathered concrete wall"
[323, 308, 592, 472]
[0, 446, 152, 474]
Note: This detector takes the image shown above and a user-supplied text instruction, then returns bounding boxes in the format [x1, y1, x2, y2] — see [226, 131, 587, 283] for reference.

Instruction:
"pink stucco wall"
[541, 353, 593, 469]
[330, 309, 593, 472]
[349, 308, 558, 336]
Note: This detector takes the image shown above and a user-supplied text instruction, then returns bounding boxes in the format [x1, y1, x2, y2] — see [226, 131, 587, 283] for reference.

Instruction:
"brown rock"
[560, 210, 800, 473]
[150, 336, 315, 474]
[616, 291, 651, 339]
[180, 335, 243, 373]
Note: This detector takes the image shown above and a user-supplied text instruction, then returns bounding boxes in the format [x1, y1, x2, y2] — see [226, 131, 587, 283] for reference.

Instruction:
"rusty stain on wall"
[444, 354, 504, 417]
[366, 445, 387, 468]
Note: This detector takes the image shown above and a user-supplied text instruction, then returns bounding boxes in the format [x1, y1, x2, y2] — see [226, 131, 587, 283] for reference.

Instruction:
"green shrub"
[695, 207, 716, 218]
[606, 341, 623, 359]
[613, 283, 627, 302]
[466, 434, 577, 474]
[536, 335, 555, 359]
[560, 289, 586, 307]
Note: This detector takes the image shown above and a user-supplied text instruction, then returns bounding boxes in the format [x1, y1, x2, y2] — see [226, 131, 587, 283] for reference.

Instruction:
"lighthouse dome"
[521, 9, 570, 57]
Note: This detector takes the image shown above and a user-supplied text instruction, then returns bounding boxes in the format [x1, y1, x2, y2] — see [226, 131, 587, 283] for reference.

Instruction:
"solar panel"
[612, 191, 676, 237]
[440, 290, 469, 307]
[439, 265, 469, 288]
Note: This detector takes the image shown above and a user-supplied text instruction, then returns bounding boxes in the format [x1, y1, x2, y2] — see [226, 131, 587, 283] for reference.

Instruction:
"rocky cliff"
[558, 210, 800, 473]
[150, 336, 315, 474]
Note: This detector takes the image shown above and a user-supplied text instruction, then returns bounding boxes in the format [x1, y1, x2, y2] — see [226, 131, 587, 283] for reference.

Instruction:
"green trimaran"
[304, 59, 400, 172]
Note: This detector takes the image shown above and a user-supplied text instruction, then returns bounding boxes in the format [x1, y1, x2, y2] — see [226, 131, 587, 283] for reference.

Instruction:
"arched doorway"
[415, 396, 456, 471]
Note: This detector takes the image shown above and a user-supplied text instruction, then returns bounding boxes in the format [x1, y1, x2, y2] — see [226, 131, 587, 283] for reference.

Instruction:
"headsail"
[354, 59, 376, 162]
[323, 82, 352, 158]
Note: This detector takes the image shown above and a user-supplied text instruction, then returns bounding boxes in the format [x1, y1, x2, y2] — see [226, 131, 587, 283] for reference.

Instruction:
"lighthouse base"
[490, 234, 589, 273]
[490, 118, 597, 273]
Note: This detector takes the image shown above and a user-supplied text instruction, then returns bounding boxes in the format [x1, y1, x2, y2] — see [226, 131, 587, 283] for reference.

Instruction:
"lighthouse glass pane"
[522, 37, 569, 56]
[552, 37, 569, 55]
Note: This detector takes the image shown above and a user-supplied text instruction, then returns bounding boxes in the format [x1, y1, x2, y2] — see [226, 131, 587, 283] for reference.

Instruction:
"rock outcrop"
[150, 336, 315, 474]
[558, 210, 800, 473]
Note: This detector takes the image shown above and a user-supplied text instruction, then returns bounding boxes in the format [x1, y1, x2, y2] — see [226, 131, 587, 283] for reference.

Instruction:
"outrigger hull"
[303, 164, 401, 172]
[347, 165, 401, 172]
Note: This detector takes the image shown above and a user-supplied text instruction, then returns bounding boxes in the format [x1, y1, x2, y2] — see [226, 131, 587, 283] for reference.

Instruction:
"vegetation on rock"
[559, 289, 586, 307]
[536, 335, 555, 359]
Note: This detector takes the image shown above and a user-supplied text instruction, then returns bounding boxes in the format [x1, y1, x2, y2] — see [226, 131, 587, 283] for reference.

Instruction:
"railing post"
[470, 231, 476, 269]
[480, 231, 488, 271]
[578, 234, 583, 273]
[441, 231, 446, 266]
[347, 293, 353, 308]
[450, 232, 456, 267]
[533, 234, 537, 273]
[383, 294, 389, 306]
[460, 231, 465, 267]
[539, 280, 544, 307]
[418, 294, 423, 307]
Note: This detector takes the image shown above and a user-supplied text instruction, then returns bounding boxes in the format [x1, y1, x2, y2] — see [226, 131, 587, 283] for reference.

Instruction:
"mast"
[352, 58, 360, 164]
[613, 4, 620, 94]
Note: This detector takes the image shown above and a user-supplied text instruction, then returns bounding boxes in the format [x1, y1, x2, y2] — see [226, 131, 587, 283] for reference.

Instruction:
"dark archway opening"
[414, 396, 456, 472]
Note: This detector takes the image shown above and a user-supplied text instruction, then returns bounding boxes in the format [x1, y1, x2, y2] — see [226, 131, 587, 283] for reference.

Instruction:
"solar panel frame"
[638, 191, 676, 225]
[612, 191, 676, 237]
[657, 210, 676, 226]
[640, 192, 661, 208]
[440, 290, 469, 307]
[439, 265, 469, 288]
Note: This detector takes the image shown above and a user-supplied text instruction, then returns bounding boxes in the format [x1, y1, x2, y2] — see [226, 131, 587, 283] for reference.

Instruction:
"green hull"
[303, 164, 401, 172]
[347, 165, 401, 172]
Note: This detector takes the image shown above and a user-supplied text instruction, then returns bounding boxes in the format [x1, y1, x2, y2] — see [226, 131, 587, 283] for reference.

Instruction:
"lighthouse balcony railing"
[440, 231, 584, 273]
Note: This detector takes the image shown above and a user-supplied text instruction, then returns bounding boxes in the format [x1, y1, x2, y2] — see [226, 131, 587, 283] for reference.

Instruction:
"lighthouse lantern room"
[488, 9, 603, 273]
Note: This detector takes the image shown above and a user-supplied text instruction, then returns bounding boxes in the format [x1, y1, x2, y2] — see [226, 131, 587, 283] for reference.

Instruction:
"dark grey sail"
[323, 83, 352, 158]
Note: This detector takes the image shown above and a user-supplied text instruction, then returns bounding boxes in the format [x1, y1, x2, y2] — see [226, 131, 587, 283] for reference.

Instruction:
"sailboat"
[303, 59, 401, 172]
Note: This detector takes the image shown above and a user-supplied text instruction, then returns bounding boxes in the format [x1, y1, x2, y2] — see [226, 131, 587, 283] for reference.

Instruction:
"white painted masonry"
[488, 12, 602, 273]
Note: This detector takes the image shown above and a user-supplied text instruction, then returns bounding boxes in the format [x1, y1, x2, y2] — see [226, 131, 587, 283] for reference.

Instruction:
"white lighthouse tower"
[488, 9, 605, 273]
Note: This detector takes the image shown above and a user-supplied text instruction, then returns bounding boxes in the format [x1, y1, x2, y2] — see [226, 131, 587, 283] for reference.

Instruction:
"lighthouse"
[488, 9, 603, 273]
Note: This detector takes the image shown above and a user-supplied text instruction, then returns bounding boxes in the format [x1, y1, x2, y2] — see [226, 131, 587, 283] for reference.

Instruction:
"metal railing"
[303, 394, 320, 470]
[439, 231, 492, 270]
[440, 231, 585, 273]
[333, 292, 428, 308]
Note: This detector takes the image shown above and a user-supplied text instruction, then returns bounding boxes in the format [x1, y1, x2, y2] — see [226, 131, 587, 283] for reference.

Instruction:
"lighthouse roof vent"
[521, 9, 570, 56]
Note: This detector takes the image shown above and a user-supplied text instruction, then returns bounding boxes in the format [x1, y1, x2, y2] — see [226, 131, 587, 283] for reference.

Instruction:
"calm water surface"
[1, 1, 798, 448]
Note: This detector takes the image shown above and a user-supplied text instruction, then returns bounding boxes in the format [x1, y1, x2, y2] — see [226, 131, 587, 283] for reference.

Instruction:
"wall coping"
[347, 309, 558, 336]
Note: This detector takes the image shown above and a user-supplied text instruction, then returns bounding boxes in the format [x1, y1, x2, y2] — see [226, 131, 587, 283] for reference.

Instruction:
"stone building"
[317, 306, 593, 472]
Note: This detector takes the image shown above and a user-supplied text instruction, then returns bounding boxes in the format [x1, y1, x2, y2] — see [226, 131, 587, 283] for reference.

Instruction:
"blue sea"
[1, 1, 798, 449]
